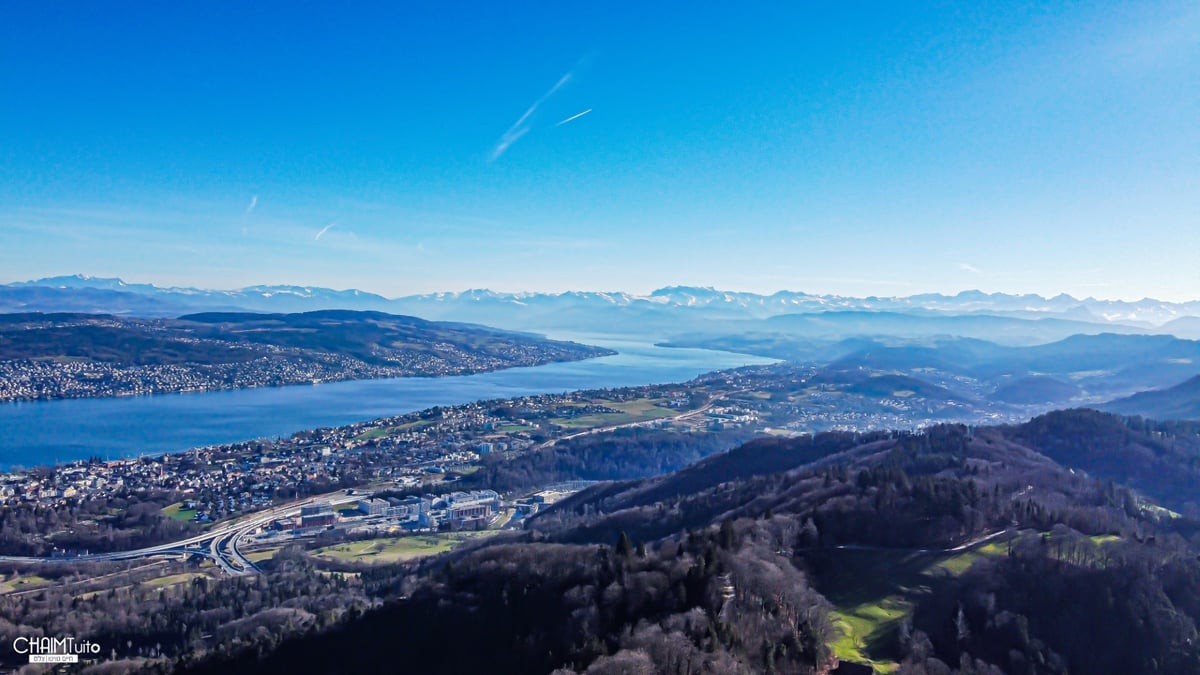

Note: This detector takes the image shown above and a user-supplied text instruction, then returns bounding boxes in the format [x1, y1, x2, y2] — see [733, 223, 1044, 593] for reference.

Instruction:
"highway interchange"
[0, 490, 363, 576]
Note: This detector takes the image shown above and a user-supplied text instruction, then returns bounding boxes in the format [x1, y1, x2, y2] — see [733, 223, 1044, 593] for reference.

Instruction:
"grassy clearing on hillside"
[816, 537, 1016, 672]
[0, 574, 51, 594]
[817, 550, 927, 672]
[933, 540, 1011, 576]
[161, 502, 197, 522]
[818, 531, 1123, 669]
[143, 572, 206, 589]
[244, 546, 283, 563]
[830, 601, 906, 674]
[311, 532, 496, 565]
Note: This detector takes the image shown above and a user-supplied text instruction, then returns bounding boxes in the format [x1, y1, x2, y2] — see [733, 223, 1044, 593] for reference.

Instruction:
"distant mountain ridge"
[1102, 374, 1200, 421]
[5, 276, 1199, 331]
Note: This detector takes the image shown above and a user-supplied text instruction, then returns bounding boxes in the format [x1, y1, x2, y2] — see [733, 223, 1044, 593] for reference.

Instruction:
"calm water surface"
[0, 337, 774, 469]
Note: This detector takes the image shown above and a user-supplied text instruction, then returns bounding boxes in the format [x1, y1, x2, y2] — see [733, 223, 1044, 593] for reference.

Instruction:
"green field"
[820, 531, 1121, 670]
[819, 550, 926, 673]
[311, 532, 496, 565]
[818, 539, 1014, 672]
[830, 599, 908, 674]
[353, 419, 435, 442]
[0, 574, 51, 594]
[244, 546, 284, 563]
[550, 398, 677, 429]
[143, 572, 207, 589]
[353, 427, 392, 441]
[161, 502, 197, 522]
[932, 540, 1011, 576]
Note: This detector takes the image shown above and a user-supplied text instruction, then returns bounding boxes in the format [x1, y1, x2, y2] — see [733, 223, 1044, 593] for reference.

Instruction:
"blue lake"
[0, 337, 775, 469]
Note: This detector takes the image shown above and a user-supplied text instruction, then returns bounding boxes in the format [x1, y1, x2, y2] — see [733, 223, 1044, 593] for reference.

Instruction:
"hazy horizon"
[5, 271, 1200, 306]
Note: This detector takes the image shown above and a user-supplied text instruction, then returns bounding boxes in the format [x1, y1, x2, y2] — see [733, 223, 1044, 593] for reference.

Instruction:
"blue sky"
[1, 1, 1197, 300]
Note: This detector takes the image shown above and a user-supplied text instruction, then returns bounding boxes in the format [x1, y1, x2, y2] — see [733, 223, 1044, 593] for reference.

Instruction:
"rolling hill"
[1101, 374, 1200, 421]
[0, 311, 612, 401]
[988, 375, 1082, 404]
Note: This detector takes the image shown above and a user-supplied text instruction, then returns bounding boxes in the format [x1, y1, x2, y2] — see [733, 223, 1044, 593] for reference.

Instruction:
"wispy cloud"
[556, 108, 592, 126]
[1106, 3, 1200, 70]
[958, 263, 982, 275]
[245, 195, 258, 215]
[314, 222, 337, 241]
[491, 71, 573, 160]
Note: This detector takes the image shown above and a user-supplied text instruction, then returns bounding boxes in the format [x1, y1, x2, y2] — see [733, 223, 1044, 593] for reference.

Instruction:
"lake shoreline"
[0, 338, 776, 469]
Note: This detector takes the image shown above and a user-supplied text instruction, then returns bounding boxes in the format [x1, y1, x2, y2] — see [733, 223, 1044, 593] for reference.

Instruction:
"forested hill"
[0, 311, 613, 401]
[187, 411, 1200, 675]
[1101, 374, 1200, 421]
[1005, 408, 1200, 511]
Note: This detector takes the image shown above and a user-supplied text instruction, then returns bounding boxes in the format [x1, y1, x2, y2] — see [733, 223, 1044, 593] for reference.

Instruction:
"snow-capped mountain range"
[4, 275, 1200, 341]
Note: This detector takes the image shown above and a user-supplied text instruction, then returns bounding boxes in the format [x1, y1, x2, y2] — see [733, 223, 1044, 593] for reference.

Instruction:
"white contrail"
[245, 195, 258, 214]
[314, 222, 337, 241]
[491, 71, 573, 160]
[556, 109, 592, 126]
[492, 127, 530, 160]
